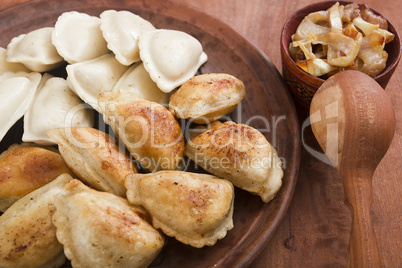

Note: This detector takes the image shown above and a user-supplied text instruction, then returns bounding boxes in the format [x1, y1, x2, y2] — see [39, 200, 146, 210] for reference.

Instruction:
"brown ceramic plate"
[0, 0, 300, 267]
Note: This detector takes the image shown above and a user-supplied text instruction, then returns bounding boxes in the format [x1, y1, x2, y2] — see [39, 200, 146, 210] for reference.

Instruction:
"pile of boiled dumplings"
[0, 9, 284, 268]
[0, 10, 208, 144]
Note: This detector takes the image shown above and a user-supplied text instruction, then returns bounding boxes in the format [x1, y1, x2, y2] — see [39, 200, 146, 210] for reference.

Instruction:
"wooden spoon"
[309, 70, 395, 268]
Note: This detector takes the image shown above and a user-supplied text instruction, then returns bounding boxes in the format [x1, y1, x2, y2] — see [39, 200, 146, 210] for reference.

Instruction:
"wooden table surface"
[1, 0, 400, 267]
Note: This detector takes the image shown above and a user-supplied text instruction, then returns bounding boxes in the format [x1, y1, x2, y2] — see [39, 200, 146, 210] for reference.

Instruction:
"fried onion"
[290, 2, 394, 78]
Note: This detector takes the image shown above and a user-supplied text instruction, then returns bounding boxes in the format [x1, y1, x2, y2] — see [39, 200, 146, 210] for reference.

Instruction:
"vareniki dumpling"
[53, 179, 164, 268]
[52, 11, 110, 64]
[48, 127, 137, 197]
[100, 10, 155, 66]
[67, 53, 129, 112]
[169, 73, 246, 124]
[138, 29, 208, 93]
[23, 74, 93, 145]
[0, 47, 31, 73]
[0, 143, 73, 212]
[114, 62, 169, 105]
[98, 90, 184, 172]
[6, 27, 64, 72]
[125, 171, 235, 248]
[185, 121, 284, 203]
[0, 71, 41, 142]
[0, 173, 73, 268]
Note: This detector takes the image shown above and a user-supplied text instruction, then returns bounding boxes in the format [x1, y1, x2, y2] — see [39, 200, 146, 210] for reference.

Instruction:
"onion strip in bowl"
[290, 2, 394, 78]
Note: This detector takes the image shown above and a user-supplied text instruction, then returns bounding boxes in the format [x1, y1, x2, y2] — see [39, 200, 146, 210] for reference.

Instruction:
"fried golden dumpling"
[185, 121, 283, 203]
[98, 90, 184, 172]
[0, 173, 73, 268]
[47, 127, 137, 197]
[125, 171, 234, 248]
[169, 73, 246, 124]
[53, 179, 164, 268]
[0, 143, 74, 212]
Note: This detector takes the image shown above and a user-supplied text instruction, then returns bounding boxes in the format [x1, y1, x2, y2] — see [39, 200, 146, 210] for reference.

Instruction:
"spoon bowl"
[310, 70, 396, 267]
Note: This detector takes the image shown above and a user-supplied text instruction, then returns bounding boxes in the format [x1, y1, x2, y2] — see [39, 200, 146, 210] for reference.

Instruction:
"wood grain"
[171, 1, 401, 267]
[0, 1, 300, 267]
[0, 0, 400, 267]
[310, 70, 396, 267]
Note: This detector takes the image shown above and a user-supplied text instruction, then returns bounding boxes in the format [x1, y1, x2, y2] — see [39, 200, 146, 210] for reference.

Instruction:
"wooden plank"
[0, 0, 400, 266]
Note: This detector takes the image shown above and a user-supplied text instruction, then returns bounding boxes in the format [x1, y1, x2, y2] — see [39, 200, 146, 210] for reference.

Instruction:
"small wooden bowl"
[280, 1, 401, 109]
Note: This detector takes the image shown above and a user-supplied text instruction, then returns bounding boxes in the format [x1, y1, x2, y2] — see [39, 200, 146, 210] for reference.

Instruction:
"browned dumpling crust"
[98, 90, 184, 172]
[48, 127, 137, 197]
[0, 173, 73, 268]
[53, 179, 164, 268]
[125, 171, 234, 248]
[0, 143, 74, 212]
[169, 73, 246, 124]
[185, 121, 283, 203]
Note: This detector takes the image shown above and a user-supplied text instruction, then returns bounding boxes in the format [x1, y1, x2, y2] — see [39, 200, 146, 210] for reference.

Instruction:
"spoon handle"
[343, 171, 382, 268]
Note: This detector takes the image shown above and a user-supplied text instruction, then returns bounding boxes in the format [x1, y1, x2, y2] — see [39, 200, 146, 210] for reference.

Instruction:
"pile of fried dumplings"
[0, 9, 284, 268]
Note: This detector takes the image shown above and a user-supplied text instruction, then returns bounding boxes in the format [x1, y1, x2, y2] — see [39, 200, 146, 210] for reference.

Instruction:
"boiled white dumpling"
[52, 11, 110, 64]
[23, 74, 94, 145]
[138, 29, 208, 93]
[114, 62, 168, 105]
[0, 47, 30, 73]
[67, 53, 128, 112]
[100, 10, 155, 66]
[6, 27, 64, 72]
[0, 72, 41, 142]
